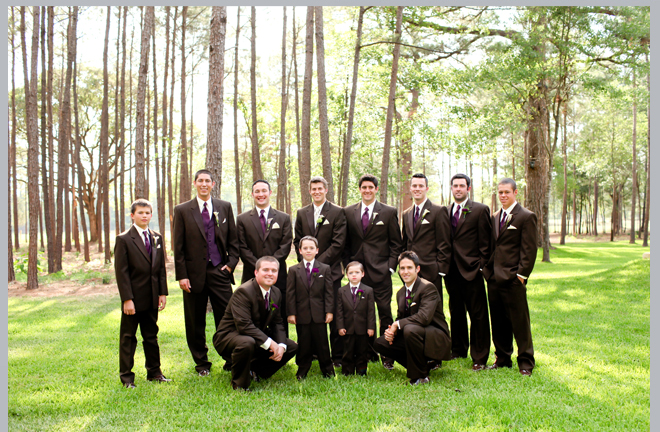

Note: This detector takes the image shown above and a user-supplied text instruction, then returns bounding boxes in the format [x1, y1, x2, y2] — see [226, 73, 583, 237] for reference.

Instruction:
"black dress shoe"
[382, 361, 394, 371]
[250, 371, 261, 382]
[296, 374, 306, 381]
[147, 375, 172, 383]
[198, 369, 211, 377]
[472, 364, 486, 371]
[409, 376, 430, 385]
[428, 360, 440, 371]
[519, 369, 533, 376]
[123, 382, 136, 389]
[231, 383, 251, 392]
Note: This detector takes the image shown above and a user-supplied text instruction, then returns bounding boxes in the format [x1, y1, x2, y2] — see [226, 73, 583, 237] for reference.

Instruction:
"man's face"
[130, 206, 153, 229]
[410, 177, 428, 203]
[299, 239, 319, 262]
[346, 266, 364, 286]
[398, 258, 420, 286]
[498, 183, 518, 208]
[451, 178, 471, 202]
[194, 174, 215, 200]
[255, 260, 279, 289]
[359, 181, 378, 205]
[252, 182, 272, 208]
[309, 182, 327, 206]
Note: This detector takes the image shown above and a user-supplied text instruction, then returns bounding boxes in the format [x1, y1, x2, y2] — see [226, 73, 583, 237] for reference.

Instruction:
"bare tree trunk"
[315, 6, 334, 201]
[146, 82, 151, 201]
[380, 6, 403, 204]
[491, 154, 498, 213]
[593, 179, 599, 236]
[560, 105, 568, 245]
[179, 6, 190, 201]
[299, 6, 314, 206]
[135, 6, 154, 199]
[128, 25, 134, 206]
[152, 16, 160, 233]
[119, 6, 127, 233]
[292, 8, 302, 207]
[22, 6, 41, 289]
[168, 8, 178, 251]
[114, 8, 121, 236]
[276, 7, 288, 210]
[233, 7, 242, 213]
[400, 88, 419, 211]
[73, 36, 89, 262]
[10, 7, 20, 251]
[250, 6, 263, 182]
[8, 110, 15, 281]
[159, 6, 171, 244]
[630, 67, 637, 243]
[100, 7, 112, 263]
[643, 53, 650, 247]
[207, 6, 227, 197]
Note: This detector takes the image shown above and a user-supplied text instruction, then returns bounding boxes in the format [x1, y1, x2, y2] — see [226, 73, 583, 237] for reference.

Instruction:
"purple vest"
[205, 215, 223, 267]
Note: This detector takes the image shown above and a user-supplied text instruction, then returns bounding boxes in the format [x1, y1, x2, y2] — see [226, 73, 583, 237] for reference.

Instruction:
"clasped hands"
[384, 322, 399, 345]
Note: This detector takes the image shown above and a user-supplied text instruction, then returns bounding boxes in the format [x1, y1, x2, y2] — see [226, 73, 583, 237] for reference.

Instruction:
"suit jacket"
[395, 277, 451, 361]
[114, 226, 168, 312]
[447, 199, 492, 281]
[342, 201, 403, 286]
[482, 202, 538, 284]
[286, 260, 333, 325]
[401, 199, 451, 280]
[293, 201, 347, 282]
[173, 198, 240, 292]
[214, 279, 287, 354]
[237, 207, 292, 284]
[335, 283, 376, 335]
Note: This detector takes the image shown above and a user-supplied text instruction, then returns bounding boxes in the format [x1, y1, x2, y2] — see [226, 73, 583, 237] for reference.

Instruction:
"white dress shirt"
[196, 196, 213, 215]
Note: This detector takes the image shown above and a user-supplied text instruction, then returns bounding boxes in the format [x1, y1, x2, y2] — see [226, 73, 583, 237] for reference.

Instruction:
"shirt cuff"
[389, 268, 394, 274]
[278, 343, 287, 352]
[516, 274, 528, 280]
[394, 320, 400, 330]
[438, 272, 445, 277]
[261, 337, 272, 350]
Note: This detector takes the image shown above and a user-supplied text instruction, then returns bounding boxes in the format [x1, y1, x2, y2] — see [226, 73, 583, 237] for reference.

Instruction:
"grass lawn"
[8, 241, 649, 431]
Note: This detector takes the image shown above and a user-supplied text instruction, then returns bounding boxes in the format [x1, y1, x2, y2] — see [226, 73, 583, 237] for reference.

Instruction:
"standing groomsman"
[294, 176, 347, 365]
[173, 169, 240, 376]
[482, 178, 538, 376]
[237, 180, 293, 331]
[444, 174, 492, 370]
[343, 174, 403, 368]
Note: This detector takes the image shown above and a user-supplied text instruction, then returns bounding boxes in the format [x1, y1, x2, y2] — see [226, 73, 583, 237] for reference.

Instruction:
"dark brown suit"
[343, 201, 403, 339]
[336, 283, 376, 375]
[213, 279, 298, 389]
[114, 226, 168, 384]
[445, 199, 492, 364]
[286, 260, 334, 377]
[374, 277, 451, 380]
[173, 197, 239, 373]
[482, 202, 538, 371]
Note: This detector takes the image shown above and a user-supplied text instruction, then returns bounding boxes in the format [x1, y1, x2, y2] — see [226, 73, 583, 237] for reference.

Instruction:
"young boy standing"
[114, 199, 170, 388]
[336, 262, 376, 376]
[286, 236, 335, 379]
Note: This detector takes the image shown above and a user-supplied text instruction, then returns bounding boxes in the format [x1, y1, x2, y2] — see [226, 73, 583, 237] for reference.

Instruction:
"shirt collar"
[258, 284, 270, 298]
[405, 279, 416, 292]
[414, 199, 428, 213]
[453, 198, 468, 212]
[256, 205, 271, 218]
[501, 201, 517, 215]
[133, 224, 149, 237]
[197, 196, 213, 213]
[361, 201, 375, 215]
[303, 259, 315, 269]
[313, 201, 326, 212]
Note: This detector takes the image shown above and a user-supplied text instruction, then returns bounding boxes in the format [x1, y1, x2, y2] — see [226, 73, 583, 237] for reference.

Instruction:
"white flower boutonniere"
[421, 209, 430, 218]
[213, 212, 220, 227]
[505, 213, 513, 227]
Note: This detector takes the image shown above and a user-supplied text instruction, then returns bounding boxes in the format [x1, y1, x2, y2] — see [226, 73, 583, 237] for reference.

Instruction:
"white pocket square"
[319, 275, 323, 278]
[421, 219, 430, 224]
[507, 225, 517, 230]
[223, 218, 227, 223]
[410, 302, 417, 307]
[157, 244, 161, 249]
[376, 221, 385, 225]
[272, 222, 281, 229]
[323, 219, 330, 225]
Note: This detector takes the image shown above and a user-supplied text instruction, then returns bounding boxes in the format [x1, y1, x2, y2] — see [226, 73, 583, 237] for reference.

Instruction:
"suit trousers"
[119, 308, 162, 384]
[182, 262, 233, 372]
[373, 324, 435, 380]
[295, 322, 334, 378]
[487, 277, 535, 371]
[341, 333, 370, 375]
[445, 261, 491, 365]
[218, 334, 297, 389]
[369, 278, 394, 362]
[328, 278, 344, 362]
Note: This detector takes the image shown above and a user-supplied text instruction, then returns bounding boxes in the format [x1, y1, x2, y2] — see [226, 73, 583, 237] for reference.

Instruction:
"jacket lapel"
[412, 200, 431, 238]
[130, 226, 152, 263]
[250, 208, 265, 241]
[497, 204, 518, 242]
[149, 229, 158, 269]
[405, 206, 414, 240]
[190, 200, 207, 240]
[212, 199, 226, 250]
[493, 209, 501, 239]
[297, 262, 309, 290]
[306, 205, 315, 234]
[263, 210, 275, 242]
[314, 201, 330, 236]
[354, 204, 364, 239]
[364, 202, 381, 237]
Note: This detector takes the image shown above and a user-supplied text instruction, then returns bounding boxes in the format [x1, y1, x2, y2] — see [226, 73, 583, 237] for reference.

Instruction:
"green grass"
[8, 241, 650, 431]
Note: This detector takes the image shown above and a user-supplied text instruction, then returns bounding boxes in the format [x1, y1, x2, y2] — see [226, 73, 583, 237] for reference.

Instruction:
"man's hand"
[325, 313, 333, 324]
[221, 265, 232, 273]
[158, 295, 167, 311]
[338, 329, 346, 336]
[179, 279, 191, 293]
[123, 300, 136, 315]
[367, 329, 375, 337]
[384, 323, 398, 344]
[287, 315, 297, 325]
[269, 340, 284, 362]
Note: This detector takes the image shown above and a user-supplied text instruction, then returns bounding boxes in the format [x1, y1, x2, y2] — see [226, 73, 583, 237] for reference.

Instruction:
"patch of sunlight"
[53, 415, 98, 431]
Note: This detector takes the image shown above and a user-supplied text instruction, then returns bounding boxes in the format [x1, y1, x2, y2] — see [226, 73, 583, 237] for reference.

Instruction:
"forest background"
[7, 6, 650, 288]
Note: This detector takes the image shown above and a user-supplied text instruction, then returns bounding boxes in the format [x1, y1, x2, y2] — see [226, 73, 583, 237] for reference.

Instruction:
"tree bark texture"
[135, 6, 154, 199]
[207, 6, 227, 197]
[233, 7, 242, 213]
[179, 6, 190, 201]
[299, 6, 314, 207]
[315, 6, 334, 202]
[250, 6, 263, 182]
[277, 7, 288, 210]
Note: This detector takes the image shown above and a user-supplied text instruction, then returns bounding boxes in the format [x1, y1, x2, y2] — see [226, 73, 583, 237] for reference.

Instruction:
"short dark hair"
[358, 174, 378, 188]
[194, 169, 214, 182]
[411, 173, 428, 187]
[255, 256, 280, 271]
[450, 173, 471, 188]
[345, 261, 364, 274]
[498, 178, 517, 192]
[398, 250, 420, 267]
[308, 176, 328, 190]
[299, 235, 319, 248]
[252, 179, 271, 191]
[130, 198, 153, 214]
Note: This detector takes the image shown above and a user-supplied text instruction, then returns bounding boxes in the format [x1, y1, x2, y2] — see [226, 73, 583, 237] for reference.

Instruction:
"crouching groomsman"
[445, 174, 492, 370]
[213, 256, 298, 391]
[482, 178, 538, 376]
[374, 251, 452, 385]
[114, 199, 170, 388]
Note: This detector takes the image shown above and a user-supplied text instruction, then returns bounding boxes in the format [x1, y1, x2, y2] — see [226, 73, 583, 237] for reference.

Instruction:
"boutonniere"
[406, 292, 415, 308]
[372, 212, 378, 220]
[269, 296, 279, 312]
[461, 206, 471, 219]
[421, 209, 430, 219]
[505, 213, 513, 227]
[316, 215, 325, 225]
[267, 218, 273, 230]
[312, 267, 320, 275]
[152, 235, 159, 245]
[213, 211, 220, 227]
[356, 288, 364, 300]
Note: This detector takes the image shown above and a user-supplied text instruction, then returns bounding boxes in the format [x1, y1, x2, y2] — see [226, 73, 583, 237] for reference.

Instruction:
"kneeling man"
[374, 251, 451, 385]
[213, 256, 298, 391]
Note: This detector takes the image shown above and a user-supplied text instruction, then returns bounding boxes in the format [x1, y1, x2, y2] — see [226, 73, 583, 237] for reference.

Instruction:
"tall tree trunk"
[152, 16, 160, 234]
[21, 6, 41, 289]
[630, 67, 637, 244]
[119, 6, 127, 233]
[292, 8, 302, 207]
[380, 6, 403, 204]
[299, 6, 314, 206]
[315, 6, 333, 201]
[8, 110, 15, 281]
[168, 7, 178, 251]
[128, 25, 134, 206]
[159, 6, 171, 245]
[643, 52, 650, 247]
[72, 34, 89, 262]
[400, 87, 419, 211]
[560, 105, 568, 245]
[491, 154, 498, 213]
[593, 179, 599, 236]
[10, 7, 20, 250]
[179, 7, 190, 201]
[250, 7, 263, 182]
[146, 81, 151, 201]
[277, 7, 288, 210]
[207, 6, 227, 197]
[233, 7, 242, 213]
[135, 6, 154, 199]
[114, 8, 121, 236]
[100, 7, 112, 263]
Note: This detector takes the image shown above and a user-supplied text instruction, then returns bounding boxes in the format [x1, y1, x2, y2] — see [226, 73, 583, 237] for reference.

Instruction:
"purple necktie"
[351, 287, 357, 304]
[452, 205, 461, 229]
[306, 262, 312, 286]
[362, 207, 370, 233]
[143, 231, 151, 255]
[413, 206, 420, 230]
[260, 209, 267, 235]
[500, 211, 507, 231]
[264, 291, 269, 310]
[202, 202, 211, 225]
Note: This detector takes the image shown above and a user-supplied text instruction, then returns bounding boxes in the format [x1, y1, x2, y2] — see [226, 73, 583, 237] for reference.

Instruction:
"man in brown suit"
[173, 169, 240, 376]
[482, 178, 538, 376]
[294, 176, 347, 365]
[374, 251, 452, 385]
[444, 173, 492, 370]
[213, 256, 298, 391]
[114, 199, 170, 388]
[343, 174, 403, 368]
[237, 180, 293, 329]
